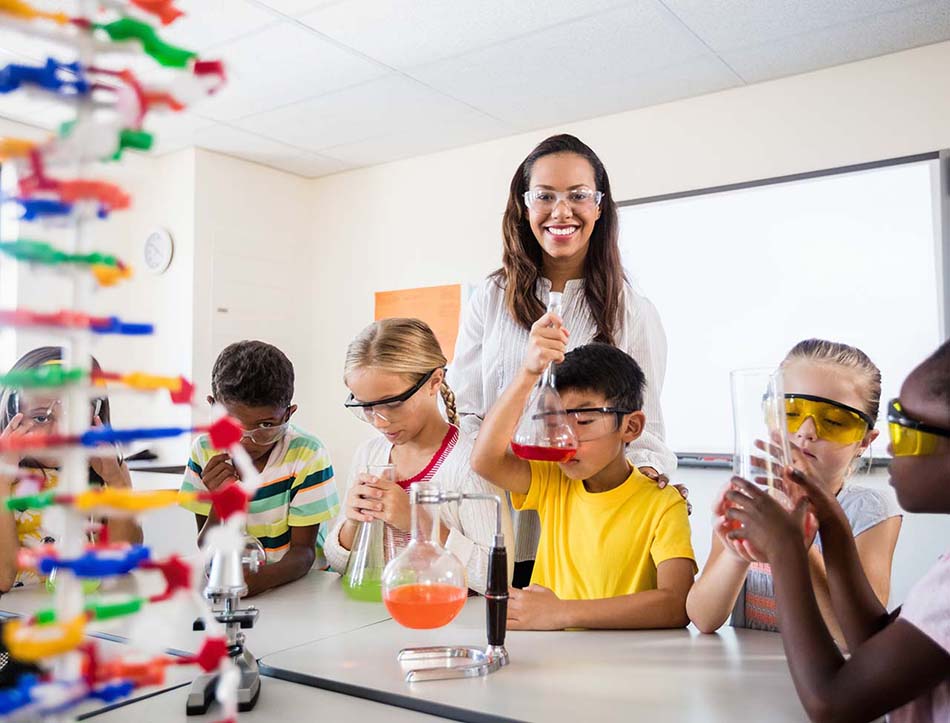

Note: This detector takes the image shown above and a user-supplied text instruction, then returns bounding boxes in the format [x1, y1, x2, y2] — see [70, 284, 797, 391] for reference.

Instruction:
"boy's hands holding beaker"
[348, 472, 411, 531]
[522, 312, 569, 376]
[201, 453, 239, 491]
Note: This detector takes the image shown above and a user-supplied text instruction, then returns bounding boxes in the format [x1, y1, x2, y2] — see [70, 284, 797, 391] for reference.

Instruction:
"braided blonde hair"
[344, 318, 459, 426]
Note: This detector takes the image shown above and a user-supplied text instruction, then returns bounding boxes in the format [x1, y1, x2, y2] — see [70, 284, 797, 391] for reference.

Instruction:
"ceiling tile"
[318, 113, 513, 167]
[191, 22, 389, 121]
[162, 0, 279, 52]
[297, 0, 629, 69]
[235, 74, 506, 152]
[249, 0, 343, 17]
[0, 91, 74, 131]
[720, 1, 950, 82]
[192, 124, 352, 177]
[410, 3, 740, 128]
[0, 25, 71, 62]
[661, 0, 935, 51]
[146, 112, 218, 155]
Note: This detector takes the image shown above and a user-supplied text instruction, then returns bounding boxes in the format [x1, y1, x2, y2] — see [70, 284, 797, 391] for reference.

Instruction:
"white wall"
[191, 149, 316, 430]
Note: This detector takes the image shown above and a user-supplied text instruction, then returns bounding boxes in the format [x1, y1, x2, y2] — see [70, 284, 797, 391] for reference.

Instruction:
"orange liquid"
[510, 442, 577, 462]
[384, 583, 467, 629]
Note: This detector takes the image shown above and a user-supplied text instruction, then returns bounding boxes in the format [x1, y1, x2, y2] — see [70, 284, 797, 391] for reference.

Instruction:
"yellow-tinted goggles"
[784, 394, 873, 445]
[888, 399, 950, 457]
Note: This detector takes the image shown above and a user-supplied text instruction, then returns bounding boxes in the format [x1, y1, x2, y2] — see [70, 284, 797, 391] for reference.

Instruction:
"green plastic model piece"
[5, 491, 57, 512]
[0, 366, 86, 390]
[96, 18, 196, 68]
[34, 609, 57, 625]
[88, 597, 144, 621]
[0, 240, 121, 268]
[118, 129, 154, 154]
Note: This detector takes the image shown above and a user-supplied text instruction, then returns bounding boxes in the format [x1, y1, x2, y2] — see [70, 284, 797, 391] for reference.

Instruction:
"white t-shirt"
[324, 426, 514, 593]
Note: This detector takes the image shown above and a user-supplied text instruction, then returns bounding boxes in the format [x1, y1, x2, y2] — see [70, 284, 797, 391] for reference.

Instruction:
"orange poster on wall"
[374, 284, 463, 361]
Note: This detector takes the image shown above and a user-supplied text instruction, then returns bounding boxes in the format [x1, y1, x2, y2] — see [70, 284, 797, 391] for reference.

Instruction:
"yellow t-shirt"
[511, 462, 696, 600]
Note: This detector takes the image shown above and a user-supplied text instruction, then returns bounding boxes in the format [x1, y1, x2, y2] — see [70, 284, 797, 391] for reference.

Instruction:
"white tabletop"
[259, 598, 809, 723]
[83, 674, 447, 722]
[1, 571, 392, 659]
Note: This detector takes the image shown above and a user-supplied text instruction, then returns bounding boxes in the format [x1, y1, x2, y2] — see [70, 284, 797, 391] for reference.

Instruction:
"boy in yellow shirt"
[471, 312, 695, 630]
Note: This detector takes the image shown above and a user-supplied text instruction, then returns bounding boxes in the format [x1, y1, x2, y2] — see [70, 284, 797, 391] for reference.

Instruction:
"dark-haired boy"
[180, 340, 339, 596]
[471, 316, 695, 630]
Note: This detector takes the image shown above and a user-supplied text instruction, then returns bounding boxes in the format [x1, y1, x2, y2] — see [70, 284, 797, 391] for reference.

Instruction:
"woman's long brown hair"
[493, 134, 625, 345]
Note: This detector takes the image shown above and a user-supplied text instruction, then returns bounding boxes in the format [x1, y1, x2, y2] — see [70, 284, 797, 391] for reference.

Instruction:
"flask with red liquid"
[382, 482, 467, 629]
[510, 292, 578, 463]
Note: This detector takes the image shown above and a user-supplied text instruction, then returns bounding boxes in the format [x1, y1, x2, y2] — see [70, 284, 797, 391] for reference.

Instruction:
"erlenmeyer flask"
[511, 292, 578, 463]
[342, 464, 394, 602]
[382, 482, 467, 629]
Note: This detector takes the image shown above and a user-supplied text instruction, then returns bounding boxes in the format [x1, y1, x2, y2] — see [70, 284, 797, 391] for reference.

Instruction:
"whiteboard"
[619, 159, 943, 456]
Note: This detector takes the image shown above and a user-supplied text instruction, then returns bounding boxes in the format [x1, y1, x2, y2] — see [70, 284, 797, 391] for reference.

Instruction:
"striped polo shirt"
[180, 425, 339, 565]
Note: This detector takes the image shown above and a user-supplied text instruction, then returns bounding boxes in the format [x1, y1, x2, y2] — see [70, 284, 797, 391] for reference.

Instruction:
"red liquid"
[510, 442, 577, 462]
[384, 584, 467, 629]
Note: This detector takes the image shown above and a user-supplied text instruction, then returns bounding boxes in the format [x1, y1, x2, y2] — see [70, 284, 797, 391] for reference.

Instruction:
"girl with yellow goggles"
[887, 399, 950, 457]
[784, 394, 874, 445]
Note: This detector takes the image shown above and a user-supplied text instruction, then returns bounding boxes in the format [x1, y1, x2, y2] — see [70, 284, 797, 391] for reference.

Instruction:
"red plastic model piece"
[207, 417, 242, 449]
[130, 0, 185, 25]
[207, 482, 249, 521]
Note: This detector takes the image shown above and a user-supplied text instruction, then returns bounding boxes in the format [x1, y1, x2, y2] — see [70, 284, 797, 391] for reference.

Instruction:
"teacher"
[450, 134, 677, 588]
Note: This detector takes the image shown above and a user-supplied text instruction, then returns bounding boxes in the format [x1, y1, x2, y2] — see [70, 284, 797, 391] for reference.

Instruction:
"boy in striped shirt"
[180, 341, 339, 596]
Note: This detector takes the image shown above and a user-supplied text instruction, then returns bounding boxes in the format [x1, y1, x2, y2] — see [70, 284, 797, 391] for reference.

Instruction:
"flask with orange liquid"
[381, 482, 467, 629]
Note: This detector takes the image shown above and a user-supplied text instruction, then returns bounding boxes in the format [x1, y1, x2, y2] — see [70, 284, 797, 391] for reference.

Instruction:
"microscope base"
[397, 645, 508, 682]
[186, 646, 261, 714]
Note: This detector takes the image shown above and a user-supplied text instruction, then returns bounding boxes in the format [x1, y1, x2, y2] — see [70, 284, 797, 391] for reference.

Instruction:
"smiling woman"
[449, 134, 677, 587]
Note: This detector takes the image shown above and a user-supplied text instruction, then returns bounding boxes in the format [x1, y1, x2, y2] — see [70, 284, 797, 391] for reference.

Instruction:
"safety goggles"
[888, 399, 950, 457]
[344, 368, 438, 424]
[241, 421, 289, 446]
[784, 394, 873, 445]
[533, 407, 632, 443]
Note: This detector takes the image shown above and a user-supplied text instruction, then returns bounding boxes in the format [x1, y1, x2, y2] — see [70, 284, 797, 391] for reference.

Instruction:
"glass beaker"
[730, 368, 792, 505]
[511, 292, 578, 463]
[342, 464, 394, 602]
[382, 482, 467, 629]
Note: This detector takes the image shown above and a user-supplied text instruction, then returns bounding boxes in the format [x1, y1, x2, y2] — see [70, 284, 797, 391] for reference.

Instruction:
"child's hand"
[507, 584, 566, 630]
[712, 482, 762, 562]
[201, 453, 238, 491]
[344, 474, 379, 523]
[358, 474, 411, 532]
[0, 413, 32, 467]
[89, 416, 132, 489]
[783, 463, 843, 535]
[723, 476, 813, 563]
[522, 312, 569, 376]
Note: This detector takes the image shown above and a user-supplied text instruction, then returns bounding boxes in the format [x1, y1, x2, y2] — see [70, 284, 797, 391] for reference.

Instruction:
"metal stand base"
[186, 646, 261, 715]
[397, 644, 509, 682]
